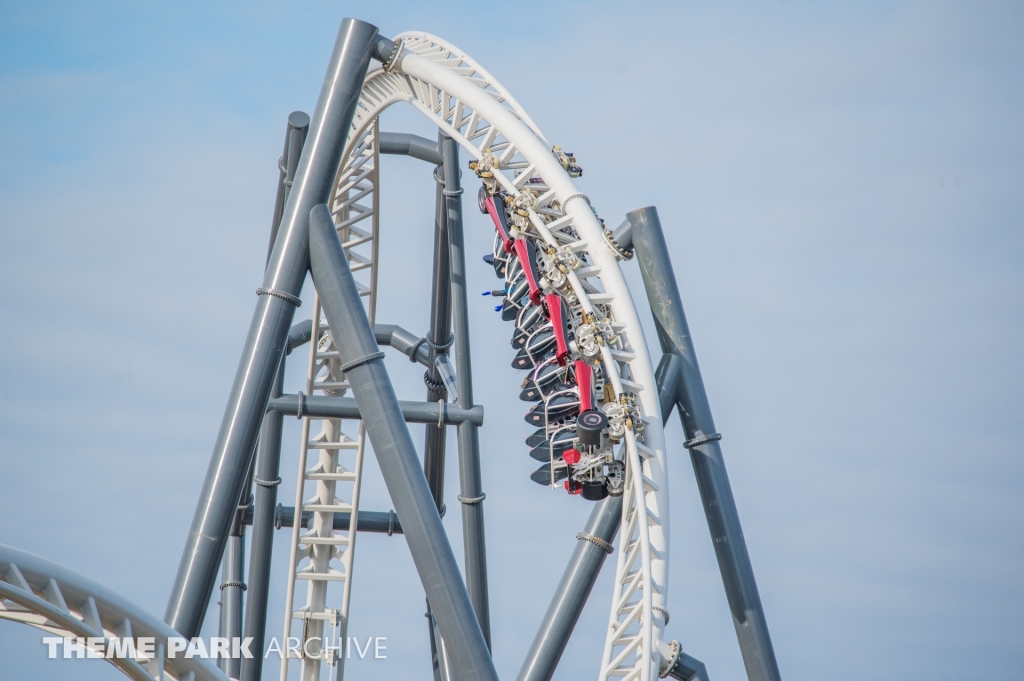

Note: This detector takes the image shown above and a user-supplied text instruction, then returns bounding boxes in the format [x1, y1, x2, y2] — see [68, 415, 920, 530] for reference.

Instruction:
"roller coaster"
[0, 18, 783, 681]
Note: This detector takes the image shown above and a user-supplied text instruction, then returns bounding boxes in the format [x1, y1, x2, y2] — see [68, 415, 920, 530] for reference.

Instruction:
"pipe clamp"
[576, 532, 614, 554]
[683, 432, 722, 449]
[340, 351, 385, 374]
[256, 287, 302, 307]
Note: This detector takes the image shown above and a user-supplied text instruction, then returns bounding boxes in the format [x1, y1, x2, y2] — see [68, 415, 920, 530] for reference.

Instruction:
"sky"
[1, 1, 1022, 680]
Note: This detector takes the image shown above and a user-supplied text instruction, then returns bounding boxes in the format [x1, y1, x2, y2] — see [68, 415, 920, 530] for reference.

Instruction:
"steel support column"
[240, 108, 310, 681]
[221, 521, 245, 679]
[516, 362, 681, 681]
[240, 505, 403, 534]
[239, 357, 284, 681]
[629, 206, 782, 681]
[164, 18, 380, 638]
[267, 111, 311, 264]
[426, 600, 444, 681]
[442, 135, 491, 646]
[267, 394, 483, 425]
[308, 203, 498, 681]
[286, 319, 433, 367]
[378, 131, 443, 165]
[421, 135, 455, 681]
[517, 494, 622, 681]
[423, 146, 453, 511]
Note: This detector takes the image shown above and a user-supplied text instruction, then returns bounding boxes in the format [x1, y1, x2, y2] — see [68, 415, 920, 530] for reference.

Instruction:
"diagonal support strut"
[308, 203, 499, 681]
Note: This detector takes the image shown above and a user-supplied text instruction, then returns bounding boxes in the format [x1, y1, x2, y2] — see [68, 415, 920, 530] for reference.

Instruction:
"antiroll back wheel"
[325, 33, 671, 681]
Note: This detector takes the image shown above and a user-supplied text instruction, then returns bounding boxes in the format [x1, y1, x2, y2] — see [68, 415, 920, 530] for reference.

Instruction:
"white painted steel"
[280, 123, 380, 681]
[318, 32, 671, 681]
[0, 543, 228, 681]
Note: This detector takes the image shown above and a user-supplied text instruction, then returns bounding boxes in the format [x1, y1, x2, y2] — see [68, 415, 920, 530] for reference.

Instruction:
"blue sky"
[1, 1, 1022, 680]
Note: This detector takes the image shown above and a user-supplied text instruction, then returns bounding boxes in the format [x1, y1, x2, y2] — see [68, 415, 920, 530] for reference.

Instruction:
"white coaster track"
[0, 544, 228, 681]
[292, 32, 671, 681]
[279, 124, 380, 681]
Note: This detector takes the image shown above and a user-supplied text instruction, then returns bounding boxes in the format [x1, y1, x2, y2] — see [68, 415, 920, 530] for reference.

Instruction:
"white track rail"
[279, 123, 380, 681]
[321, 33, 671, 681]
[0, 544, 228, 681]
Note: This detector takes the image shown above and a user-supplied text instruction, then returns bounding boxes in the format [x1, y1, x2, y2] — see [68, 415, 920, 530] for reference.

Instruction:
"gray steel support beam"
[217, 574, 225, 639]
[308, 203, 499, 681]
[224, 446, 253, 676]
[241, 112, 310, 675]
[516, 370, 680, 681]
[286, 320, 313, 355]
[240, 504, 403, 534]
[221, 527, 244, 679]
[666, 651, 711, 681]
[426, 600, 444, 681]
[629, 206, 782, 681]
[423, 152, 453, 511]
[517, 495, 622, 681]
[268, 111, 311, 264]
[267, 394, 483, 426]
[164, 18, 380, 638]
[287, 318, 432, 366]
[375, 323, 433, 366]
[371, 35, 400, 64]
[442, 136, 491, 647]
[422, 143, 453, 681]
[656, 352, 685, 422]
[221, 446, 253, 676]
[378, 132, 443, 165]
[239, 358, 284, 681]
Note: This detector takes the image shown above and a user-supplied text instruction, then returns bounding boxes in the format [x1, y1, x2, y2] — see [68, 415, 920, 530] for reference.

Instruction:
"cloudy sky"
[1, 1, 1022, 680]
